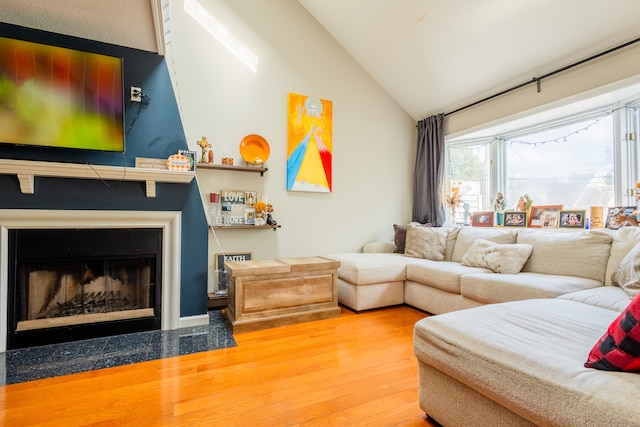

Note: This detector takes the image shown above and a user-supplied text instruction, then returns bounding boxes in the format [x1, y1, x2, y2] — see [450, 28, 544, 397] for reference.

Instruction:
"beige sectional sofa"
[329, 226, 632, 314]
[327, 225, 640, 426]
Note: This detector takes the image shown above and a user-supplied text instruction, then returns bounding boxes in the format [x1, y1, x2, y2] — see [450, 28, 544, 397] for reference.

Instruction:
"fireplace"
[7, 228, 163, 349]
[0, 210, 194, 353]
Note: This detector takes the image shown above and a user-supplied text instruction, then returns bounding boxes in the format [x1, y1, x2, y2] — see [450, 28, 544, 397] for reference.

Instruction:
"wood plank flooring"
[0, 305, 439, 426]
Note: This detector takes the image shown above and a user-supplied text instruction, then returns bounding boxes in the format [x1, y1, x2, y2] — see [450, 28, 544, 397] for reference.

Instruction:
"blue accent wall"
[0, 23, 208, 318]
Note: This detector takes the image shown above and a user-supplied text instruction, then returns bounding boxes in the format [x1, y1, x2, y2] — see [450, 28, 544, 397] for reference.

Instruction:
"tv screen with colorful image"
[0, 36, 125, 152]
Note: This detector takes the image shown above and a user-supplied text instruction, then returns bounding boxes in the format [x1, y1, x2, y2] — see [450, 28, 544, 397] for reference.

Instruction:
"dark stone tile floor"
[0, 310, 236, 386]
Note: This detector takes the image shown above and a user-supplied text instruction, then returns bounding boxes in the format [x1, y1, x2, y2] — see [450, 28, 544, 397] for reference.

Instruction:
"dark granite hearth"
[0, 310, 236, 385]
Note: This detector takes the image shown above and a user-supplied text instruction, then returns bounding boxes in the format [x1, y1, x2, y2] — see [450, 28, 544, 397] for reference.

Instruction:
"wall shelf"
[197, 163, 268, 176]
[0, 159, 195, 198]
[198, 162, 278, 229]
[210, 224, 281, 230]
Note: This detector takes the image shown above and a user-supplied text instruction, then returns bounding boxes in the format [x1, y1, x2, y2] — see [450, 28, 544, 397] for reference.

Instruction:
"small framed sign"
[215, 252, 252, 292]
[215, 252, 253, 271]
[178, 149, 197, 171]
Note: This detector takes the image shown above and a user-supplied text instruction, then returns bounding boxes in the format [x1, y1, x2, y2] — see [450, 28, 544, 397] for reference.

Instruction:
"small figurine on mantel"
[197, 136, 213, 164]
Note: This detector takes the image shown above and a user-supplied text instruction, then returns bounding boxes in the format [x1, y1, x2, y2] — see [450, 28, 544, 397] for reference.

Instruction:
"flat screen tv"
[0, 36, 125, 152]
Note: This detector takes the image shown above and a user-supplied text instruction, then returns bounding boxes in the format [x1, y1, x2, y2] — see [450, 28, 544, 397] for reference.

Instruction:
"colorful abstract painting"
[287, 93, 333, 192]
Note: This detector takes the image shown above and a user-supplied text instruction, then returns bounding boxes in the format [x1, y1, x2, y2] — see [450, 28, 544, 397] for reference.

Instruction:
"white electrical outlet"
[130, 86, 142, 102]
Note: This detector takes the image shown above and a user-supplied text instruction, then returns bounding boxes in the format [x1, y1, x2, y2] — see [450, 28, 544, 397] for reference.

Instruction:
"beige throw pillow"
[606, 227, 640, 286]
[404, 224, 447, 261]
[393, 224, 407, 253]
[461, 239, 533, 274]
[517, 229, 612, 282]
[614, 241, 640, 297]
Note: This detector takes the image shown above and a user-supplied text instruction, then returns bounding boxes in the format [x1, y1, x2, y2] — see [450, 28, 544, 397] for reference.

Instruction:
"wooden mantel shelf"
[0, 159, 195, 198]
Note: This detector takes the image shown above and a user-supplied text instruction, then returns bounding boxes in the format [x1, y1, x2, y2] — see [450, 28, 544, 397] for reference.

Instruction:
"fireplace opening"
[7, 228, 163, 349]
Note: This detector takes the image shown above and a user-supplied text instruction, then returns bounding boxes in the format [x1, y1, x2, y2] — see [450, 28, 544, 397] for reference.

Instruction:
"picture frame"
[559, 210, 587, 228]
[606, 206, 637, 229]
[528, 205, 563, 228]
[214, 252, 252, 293]
[215, 252, 253, 271]
[471, 211, 494, 227]
[245, 191, 257, 207]
[244, 208, 256, 225]
[503, 211, 527, 227]
[178, 149, 197, 171]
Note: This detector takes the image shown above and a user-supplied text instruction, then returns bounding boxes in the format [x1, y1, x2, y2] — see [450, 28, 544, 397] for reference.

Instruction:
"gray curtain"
[413, 113, 445, 226]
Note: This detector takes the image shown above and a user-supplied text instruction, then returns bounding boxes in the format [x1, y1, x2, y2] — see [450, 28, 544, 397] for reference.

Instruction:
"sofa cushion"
[406, 260, 491, 294]
[585, 294, 640, 372]
[414, 299, 639, 426]
[613, 241, 640, 297]
[517, 229, 612, 282]
[451, 227, 518, 262]
[363, 241, 396, 253]
[605, 227, 640, 286]
[393, 224, 407, 253]
[327, 253, 410, 285]
[443, 227, 460, 261]
[404, 224, 447, 261]
[460, 239, 533, 274]
[557, 287, 632, 312]
[461, 272, 603, 304]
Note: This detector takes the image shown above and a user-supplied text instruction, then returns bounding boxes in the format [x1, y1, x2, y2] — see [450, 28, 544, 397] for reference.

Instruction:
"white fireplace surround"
[0, 209, 209, 353]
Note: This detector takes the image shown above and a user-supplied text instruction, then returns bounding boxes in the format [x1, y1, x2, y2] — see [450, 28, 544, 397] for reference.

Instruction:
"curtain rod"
[443, 35, 640, 117]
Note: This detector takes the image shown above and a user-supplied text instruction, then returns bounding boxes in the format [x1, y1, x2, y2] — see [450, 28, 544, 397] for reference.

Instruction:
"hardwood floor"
[0, 305, 440, 426]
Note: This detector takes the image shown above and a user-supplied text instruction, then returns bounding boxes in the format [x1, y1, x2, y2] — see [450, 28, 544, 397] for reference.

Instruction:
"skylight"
[184, 0, 258, 73]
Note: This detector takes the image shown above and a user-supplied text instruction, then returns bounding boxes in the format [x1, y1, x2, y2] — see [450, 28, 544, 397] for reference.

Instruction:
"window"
[446, 143, 490, 224]
[445, 84, 640, 223]
[505, 114, 614, 209]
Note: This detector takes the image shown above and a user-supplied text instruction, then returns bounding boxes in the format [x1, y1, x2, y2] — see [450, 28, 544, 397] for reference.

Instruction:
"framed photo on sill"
[528, 205, 563, 228]
[606, 206, 636, 229]
[503, 211, 527, 227]
[559, 210, 587, 228]
[471, 211, 494, 227]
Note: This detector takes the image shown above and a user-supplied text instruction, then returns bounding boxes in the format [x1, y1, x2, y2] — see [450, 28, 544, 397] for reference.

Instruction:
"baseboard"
[179, 313, 209, 328]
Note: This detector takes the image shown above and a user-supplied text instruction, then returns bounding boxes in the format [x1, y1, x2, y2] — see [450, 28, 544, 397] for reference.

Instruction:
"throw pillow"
[393, 224, 407, 253]
[613, 241, 640, 298]
[461, 239, 533, 274]
[404, 224, 447, 261]
[585, 293, 640, 372]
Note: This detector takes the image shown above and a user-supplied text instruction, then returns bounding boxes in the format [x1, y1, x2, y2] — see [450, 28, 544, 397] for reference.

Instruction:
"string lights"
[491, 105, 638, 146]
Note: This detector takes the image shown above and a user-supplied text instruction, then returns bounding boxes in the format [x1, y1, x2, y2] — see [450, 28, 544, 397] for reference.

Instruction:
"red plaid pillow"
[585, 293, 640, 372]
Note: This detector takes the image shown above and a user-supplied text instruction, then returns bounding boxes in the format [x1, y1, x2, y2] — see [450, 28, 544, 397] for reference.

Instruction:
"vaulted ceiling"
[3, 0, 640, 121]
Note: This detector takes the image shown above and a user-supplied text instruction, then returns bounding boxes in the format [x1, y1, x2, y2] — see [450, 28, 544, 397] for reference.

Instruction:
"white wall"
[166, 0, 415, 291]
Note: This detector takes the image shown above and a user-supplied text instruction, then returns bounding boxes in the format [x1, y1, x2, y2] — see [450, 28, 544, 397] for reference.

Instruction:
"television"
[0, 36, 125, 152]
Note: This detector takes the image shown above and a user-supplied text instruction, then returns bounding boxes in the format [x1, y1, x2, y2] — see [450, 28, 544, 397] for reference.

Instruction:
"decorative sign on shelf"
[215, 252, 252, 270]
[220, 190, 258, 225]
[215, 252, 252, 293]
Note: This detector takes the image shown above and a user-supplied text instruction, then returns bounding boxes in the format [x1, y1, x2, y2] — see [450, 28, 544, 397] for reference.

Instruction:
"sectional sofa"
[327, 224, 640, 426]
